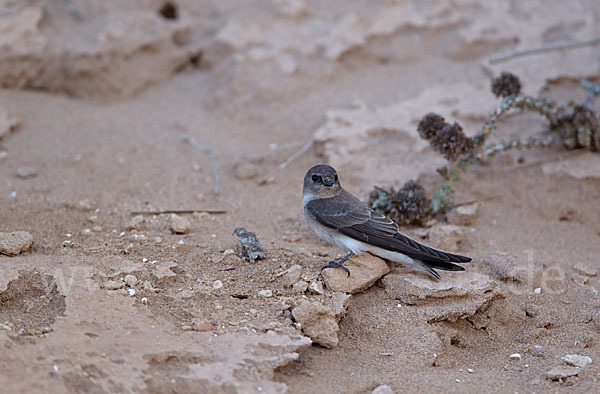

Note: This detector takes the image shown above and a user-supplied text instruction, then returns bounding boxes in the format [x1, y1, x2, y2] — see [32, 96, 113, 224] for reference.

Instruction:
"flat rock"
[424, 224, 464, 252]
[321, 253, 390, 294]
[562, 354, 592, 369]
[169, 214, 191, 234]
[0, 231, 33, 256]
[542, 152, 600, 180]
[545, 366, 580, 381]
[292, 301, 339, 348]
[383, 272, 497, 322]
[446, 203, 479, 226]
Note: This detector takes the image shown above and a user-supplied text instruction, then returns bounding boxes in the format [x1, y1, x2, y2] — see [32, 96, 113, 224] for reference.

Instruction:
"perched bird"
[302, 164, 471, 279]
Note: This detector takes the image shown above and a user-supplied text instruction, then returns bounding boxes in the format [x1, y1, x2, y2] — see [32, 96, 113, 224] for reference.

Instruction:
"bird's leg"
[321, 252, 353, 277]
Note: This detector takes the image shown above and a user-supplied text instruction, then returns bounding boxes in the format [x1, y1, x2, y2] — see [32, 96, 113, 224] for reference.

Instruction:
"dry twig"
[258, 139, 313, 185]
[181, 135, 220, 194]
[488, 37, 600, 64]
[130, 209, 226, 216]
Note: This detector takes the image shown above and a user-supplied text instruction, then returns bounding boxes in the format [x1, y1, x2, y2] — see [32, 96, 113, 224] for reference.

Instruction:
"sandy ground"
[1, 0, 599, 392]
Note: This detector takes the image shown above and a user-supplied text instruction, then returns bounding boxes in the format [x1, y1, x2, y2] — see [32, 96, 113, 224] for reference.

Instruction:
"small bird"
[303, 164, 471, 279]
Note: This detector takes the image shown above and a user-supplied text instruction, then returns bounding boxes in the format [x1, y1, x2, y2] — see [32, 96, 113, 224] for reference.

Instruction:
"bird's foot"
[321, 260, 350, 277]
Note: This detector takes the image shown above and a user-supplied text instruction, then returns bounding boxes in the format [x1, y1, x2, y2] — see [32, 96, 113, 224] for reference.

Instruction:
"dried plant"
[370, 72, 600, 221]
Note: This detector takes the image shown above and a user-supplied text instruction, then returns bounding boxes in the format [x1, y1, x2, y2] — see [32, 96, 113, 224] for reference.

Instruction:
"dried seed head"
[418, 113, 446, 140]
[491, 72, 522, 98]
[369, 180, 431, 225]
[418, 113, 475, 161]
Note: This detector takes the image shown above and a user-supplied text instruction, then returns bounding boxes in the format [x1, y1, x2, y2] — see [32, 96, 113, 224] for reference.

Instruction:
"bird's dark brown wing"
[306, 190, 471, 265]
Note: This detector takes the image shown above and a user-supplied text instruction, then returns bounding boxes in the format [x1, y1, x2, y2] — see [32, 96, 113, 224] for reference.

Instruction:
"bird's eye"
[311, 175, 319, 182]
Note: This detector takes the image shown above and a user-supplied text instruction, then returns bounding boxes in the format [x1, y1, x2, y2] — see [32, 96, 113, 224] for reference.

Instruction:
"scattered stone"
[533, 287, 541, 295]
[104, 280, 124, 290]
[424, 224, 464, 252]
[573, 262, 597, 277]
[124, 274, 138, 287]
[258, 289, 273, 298]
[127, 288, 136, 296]
[292, 280, 308, 294]
[308, 281, 325, 295]
[545, 366, 580, 381]
[509, 353, 522, 361]
[0, 231, 34, 256]
[181, 325, 193, 331]
[213, 280, 223, 290]
[77, 199, 93, 211]
[170, 214, 191, 234]
[292, 301, 339, 348]
[562, 354, 592, 369]
[127, 215, 146, 230]
[328, 292, 351, 319]
[372, 384, 394, 394]
[153, 261, 178, 279]
[321, 254, 390, 294]
[383, 272, 497, 322]
[140, 297, 148, 305]
[191, 318, 214, 332]
[15, 166, 38, 179]
[92, 226, 102, 232]
[233, 227, 266, 261]
[446, 203, 479, 226]
[280, 264, 303, 287]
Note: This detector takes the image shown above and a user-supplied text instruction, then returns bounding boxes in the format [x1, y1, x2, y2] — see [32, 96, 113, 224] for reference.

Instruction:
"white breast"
[303, 205, 417, 267]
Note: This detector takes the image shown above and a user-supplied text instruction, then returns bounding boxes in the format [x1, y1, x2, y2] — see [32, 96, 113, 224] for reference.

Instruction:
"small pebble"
[308, 281, 325, 295]
[213, 280, 223, 290]
[292, 280, 308, 294]
[16, 166, 38, 179]
[170, 214, 191, 234]
[141, 297, 148, 304]
[509, 353, 522, 360]
[154, 237, 162, 243]
[192, 319, 213, 332]
[533, 288, 541, 294]
[124, 274, 138, 287]
[467, 368, 473, 373]
[127, 288, 136, 296]
[258, 289, 273, 298]
[104, 280, 124, 290]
